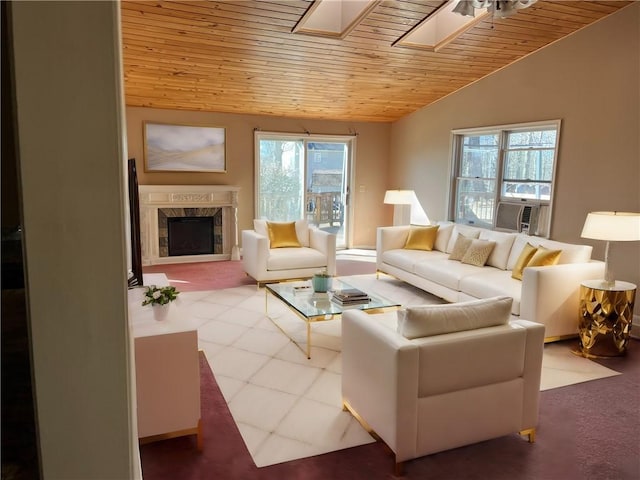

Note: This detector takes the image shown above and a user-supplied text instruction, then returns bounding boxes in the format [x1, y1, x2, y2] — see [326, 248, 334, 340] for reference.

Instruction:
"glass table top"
[266, 277, 400, 320]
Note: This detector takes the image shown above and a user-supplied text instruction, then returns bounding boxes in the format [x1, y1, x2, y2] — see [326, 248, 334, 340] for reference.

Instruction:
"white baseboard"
[631, 314, 640, 339]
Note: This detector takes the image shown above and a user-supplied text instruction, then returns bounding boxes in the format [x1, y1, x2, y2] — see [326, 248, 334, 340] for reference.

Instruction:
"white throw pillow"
[254, 219, 268, 237]
[478, 230, 517, 270]
[396, 296, 513, 340]
[539, 239, 591, 264]
[294, 219, 310, 247]
[434, 222, 454, 252]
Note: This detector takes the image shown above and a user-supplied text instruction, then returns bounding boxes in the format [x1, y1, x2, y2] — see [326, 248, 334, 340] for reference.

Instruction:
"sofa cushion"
[461, 239, 496, 267]
[414, 259, 488, 291]
[396, 296, 513, 339]
[267, 247, 326, 271]
[445, 225, 481, 253]
[538, 240, 590, 264]
[404, 225, 439, 251]
[511, 242, 538, 280]
[448, 235, 474, 261]
[434, 223, 454, 252]
[382, 248, 448, 273]
[459, 270, 523, 315]
[478, 230, 517, 270]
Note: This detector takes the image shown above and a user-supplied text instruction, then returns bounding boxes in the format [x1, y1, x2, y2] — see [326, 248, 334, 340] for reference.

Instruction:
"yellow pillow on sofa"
[267, 221, 301, 248]
[511, 242, 538, 280]
[404, 225, 439, 251]
[527, 246, 562, 267]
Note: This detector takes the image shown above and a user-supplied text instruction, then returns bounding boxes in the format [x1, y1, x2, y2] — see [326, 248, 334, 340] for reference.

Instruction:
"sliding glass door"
[255, 132, 353, 248]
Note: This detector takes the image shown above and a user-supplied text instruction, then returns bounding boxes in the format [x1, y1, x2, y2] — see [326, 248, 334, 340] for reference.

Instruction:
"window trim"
[449, 119, 561, 237]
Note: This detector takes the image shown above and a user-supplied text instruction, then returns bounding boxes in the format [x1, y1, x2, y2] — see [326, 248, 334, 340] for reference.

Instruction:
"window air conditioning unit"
[495, 202, 540, 234]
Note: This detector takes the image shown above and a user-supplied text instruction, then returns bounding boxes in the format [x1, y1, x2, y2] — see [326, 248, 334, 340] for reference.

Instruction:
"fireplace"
[168, 216, 216, 257]
[159, 208, 223, 258]
[138, 185, 240, 265]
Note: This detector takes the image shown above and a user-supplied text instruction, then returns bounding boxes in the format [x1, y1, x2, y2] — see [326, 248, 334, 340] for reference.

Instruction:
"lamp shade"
[383, 190, 414, 205]
[383, 190, 431, 226]
[581, 211, 640, 241]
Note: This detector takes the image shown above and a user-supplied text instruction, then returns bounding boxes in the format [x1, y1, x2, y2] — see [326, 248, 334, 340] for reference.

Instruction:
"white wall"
[391, 4, 640, 287]
[10, 2, 138, 478]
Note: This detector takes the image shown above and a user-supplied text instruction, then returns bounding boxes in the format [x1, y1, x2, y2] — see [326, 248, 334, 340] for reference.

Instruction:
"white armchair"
[341, 297, 545, 474]
[242, 219, 336, 286]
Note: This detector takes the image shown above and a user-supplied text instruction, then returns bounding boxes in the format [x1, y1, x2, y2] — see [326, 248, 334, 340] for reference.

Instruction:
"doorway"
[254, 132, 354, 248]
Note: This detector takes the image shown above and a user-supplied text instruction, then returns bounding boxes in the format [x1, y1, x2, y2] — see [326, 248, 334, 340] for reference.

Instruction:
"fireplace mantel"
[139, 185, 240, 265]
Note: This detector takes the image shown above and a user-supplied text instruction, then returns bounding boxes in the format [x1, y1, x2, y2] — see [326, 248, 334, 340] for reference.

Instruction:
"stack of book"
[330, 288, 370, 305]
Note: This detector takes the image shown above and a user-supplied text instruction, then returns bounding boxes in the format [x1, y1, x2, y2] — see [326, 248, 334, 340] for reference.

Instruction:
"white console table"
[129, 281, 202, 449]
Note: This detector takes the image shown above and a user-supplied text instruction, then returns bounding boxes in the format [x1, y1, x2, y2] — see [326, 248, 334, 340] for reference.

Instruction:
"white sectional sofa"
[377, 223, 605, 340]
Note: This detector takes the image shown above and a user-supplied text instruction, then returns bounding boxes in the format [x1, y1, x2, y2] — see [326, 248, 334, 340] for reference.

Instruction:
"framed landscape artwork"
[144, 122, 226, 172]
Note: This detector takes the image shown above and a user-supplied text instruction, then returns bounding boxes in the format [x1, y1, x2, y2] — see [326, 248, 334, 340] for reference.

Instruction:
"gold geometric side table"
[575, 280, 636, 358]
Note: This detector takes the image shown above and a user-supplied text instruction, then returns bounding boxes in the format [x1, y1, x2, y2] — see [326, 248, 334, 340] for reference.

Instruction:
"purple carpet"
[140, 343, 640, 479]
[139, 259, 640, 479]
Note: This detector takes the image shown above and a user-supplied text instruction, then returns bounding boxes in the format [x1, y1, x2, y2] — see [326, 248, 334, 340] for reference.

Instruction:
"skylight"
[393, 0, 489, 52]
[292, 0, 380, 39]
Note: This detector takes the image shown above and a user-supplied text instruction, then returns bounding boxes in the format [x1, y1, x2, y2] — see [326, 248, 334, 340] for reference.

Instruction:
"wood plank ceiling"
[120, 0, 632, 122]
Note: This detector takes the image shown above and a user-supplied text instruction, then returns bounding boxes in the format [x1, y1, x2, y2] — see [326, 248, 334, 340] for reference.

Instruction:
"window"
[450, 120, 561, 236]
[502, 129, 557, 201]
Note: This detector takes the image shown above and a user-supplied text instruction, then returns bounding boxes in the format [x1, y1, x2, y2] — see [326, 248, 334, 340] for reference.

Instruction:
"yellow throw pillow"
[461, 239, 496, 267]
[511, 242, 538, 280]
[404, 225, 439, 251]
[448, 234, 473, 261]
[267, 221, 301, 248]
[527, 246, 562, 267]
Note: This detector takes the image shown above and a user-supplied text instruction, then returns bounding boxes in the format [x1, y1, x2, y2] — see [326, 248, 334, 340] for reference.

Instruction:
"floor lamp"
[384, 190, 430, 226]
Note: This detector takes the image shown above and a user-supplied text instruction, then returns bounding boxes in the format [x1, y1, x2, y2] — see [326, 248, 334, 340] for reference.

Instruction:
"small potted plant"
[142, 285, 180, 320]
[311, 269, 332, 293]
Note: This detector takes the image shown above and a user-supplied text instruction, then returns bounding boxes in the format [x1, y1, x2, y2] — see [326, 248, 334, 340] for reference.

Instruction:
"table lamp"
[580, 211, 640, 287]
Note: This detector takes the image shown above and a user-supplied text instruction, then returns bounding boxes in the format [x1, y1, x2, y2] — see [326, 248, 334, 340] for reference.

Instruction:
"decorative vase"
[312, 274, 332, 293]
[152, 303, 172, 321]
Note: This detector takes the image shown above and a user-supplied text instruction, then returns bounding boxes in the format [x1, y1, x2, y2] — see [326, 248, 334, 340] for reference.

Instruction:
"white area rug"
[174, 274, 620, 468]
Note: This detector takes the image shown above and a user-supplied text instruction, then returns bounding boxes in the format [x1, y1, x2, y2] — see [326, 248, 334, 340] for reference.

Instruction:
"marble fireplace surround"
[139, 185, 240, 265]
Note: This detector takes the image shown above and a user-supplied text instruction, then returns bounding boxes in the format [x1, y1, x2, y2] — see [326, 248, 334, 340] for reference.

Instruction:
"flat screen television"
[127, 158, 143, 287]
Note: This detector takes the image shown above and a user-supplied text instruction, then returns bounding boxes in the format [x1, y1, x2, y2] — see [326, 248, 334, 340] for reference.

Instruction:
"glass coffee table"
[265, 278, 400, 359]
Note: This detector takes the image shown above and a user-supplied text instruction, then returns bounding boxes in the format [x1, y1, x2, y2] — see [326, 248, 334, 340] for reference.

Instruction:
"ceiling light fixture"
[452, 0, 537, 19]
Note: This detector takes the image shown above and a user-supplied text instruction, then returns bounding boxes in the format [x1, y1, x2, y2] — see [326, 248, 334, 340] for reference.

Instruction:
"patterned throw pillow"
[448, 234, 474, 261]
[461, 239, 496, 267]
[266, 221, 301, 248]
[511, 242, 538, 280]
[404, 225, 439, 251]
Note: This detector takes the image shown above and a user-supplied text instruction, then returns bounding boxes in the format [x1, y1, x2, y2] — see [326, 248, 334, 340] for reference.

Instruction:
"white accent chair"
[341, 296, 545, 475]
[241, 219, 337, 286]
